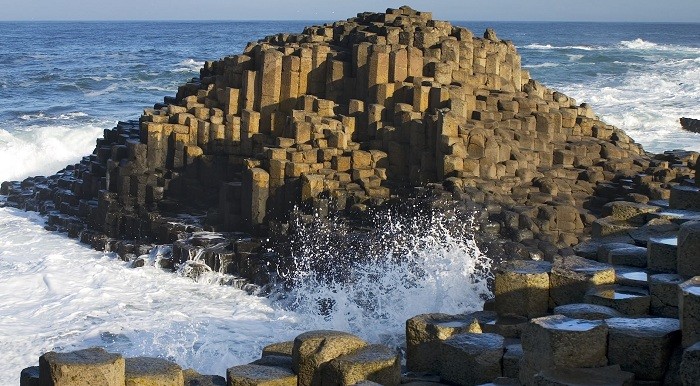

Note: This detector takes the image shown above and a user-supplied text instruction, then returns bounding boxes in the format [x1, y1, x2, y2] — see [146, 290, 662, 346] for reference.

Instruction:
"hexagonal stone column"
[405, 313, 483, 372]
[226, 364, 296, 386]
[292, 330, 367, 386]
[533, 366, 634, 386]
[320, 344, 400, 386]
[549, 256, 615, 308]
[39, 347, 125, 386]
[552, 303, 623, 320]
[606, 317, 681, 381]
[439, 333, 504, 385]
[649, 273, 684, 317]
[678, 221, 700, 277]
[521, 315, 608, 380]
[647, 236, 677, 273]
[494, 260, 551, 318]
[680, 342, 700, 386]
[585, 285, 650, 316]
[19, 366, 39, 386]
[125, 357, 183, 386]
[680, 277, 700, 347]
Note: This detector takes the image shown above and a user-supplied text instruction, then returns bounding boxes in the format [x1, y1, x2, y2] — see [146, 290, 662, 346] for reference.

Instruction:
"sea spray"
[273, 205, 493, 345]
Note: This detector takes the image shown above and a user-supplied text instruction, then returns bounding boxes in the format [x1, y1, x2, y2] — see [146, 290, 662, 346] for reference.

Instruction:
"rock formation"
[680, 117, 700, 134]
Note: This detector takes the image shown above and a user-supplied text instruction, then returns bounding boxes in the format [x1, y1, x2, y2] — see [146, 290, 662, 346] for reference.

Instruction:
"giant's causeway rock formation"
[8, 6, 700, 386]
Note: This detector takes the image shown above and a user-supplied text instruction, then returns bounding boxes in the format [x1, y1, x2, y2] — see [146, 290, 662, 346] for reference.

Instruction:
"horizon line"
[1, 19, 699, 24]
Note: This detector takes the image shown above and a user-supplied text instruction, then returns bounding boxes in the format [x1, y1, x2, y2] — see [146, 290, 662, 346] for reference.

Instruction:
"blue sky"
[1, 0, 699, 22]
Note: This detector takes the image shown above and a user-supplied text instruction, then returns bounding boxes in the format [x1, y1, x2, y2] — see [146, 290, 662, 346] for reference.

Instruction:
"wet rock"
[649, 273, 684, 317]
[226, 364, 296, 386]
[292, 330, 367, 386]
[125, 357, 183, 386]
[552, 303, 623, 320]
[677, 221, 700, 277]
[605, 246, 648, 267]
[680, 341, 700, 385]
[262, 341, 294, 357]
[585, 284, 651, 316]
[439, 333, 504, 386]
[549, 256, 615, 308]
[680, 117, 700, 134]
[19, 366, 39, 386]
[605, 317, 681, 381]
[647, 236, 678, 273]
[502, 343, 523, 379]
[39, 347, 125, 386]
[321, 344, 400, 386]
[679, 276, 700, 347]
[183, 369, 226, 386]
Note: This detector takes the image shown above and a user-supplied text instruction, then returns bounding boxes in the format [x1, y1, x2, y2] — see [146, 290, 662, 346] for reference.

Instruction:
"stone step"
[439, 333, 505, 385]
[552, 303, 623, 320]
[532, 365, 634, 386]
[585, 284, 650, 316]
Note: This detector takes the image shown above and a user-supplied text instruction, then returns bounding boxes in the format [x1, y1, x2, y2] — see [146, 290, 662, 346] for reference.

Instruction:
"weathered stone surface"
[679, 276, 700, 347]
[439, 333, 504, 386]
[552, 303, 623, 320]
[521, 315, 608, 372]
[532, 365, 634, 386]
[406, 313, 483, 372]
[502, 343, 523, 379]
[680, 341, 700, 386]
[125, 357, 183, 386]
[292, 330, 367, 386]
[495, 260, 551, 318]
[549, 256, 615, 308]
[647, 236, 678, 273]
[649, 273, 684, 317]
[677, 221, 700, 277]
[585, 285, 651, 316]
[39, 347, 125, 386]
[606, 246, 648, 267]
[321, 344, 400, 386]
[605, 317, 681, 381]
[20, 366, 40, 386]
[226, 364, 296, 386]
[183, 368, 226, 386]
[262, 341, 294, 357]
[670, 185, 700, 211]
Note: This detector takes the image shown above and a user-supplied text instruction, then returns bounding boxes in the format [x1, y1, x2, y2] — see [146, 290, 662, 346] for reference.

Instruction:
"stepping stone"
[647, 236, 677, 273]
[680, 342, 700, 386]
[652, 208, 700, 224]
[596, 243, 635, 263]
[292, 330, 366, 386]
[226, 364, 296, 386]
[252, 355, 293, 370]
[321, 344, 400, 386]
[125, 357, 183, 386]
[649, 273, 684, 317]
[532, 365, 634, 386]
[502, 343, 523, 379]
[439, 333, 504, 386]
[549, 256, 615, 308]
[182, 369, 226, 386]
[606, 246, 648, 267]
[481, 314, 529, 338]
[605, 317, 681, 381]
[614, 266, 649, 288]
[521, 315, 608, 374]
[406, 313, 486, 373]
[39, 347, 125, 386]
[680, 276, 700, 347]
[629, 218, 679, 245]
[494, 260, 551, 318]
[262, 341, 293, 357]
[592, 216, 636, 238]
[602, 201, 659, 224]
[552, 303, 623, 320]
[585, 285, 651, 316]
[20, 366, 39, 386]
[677, 221, 700, 277]
[670, 185, 700, 210]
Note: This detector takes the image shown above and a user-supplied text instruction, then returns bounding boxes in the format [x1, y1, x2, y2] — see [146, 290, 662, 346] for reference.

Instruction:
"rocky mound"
[2, 6, 698, 284]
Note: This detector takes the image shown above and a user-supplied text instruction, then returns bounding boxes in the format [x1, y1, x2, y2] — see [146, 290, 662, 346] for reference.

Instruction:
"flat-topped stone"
[321, 344, 400, 386]
[521, 315, 608, 373]
[39, 347, 125, 386]
[592, 216, 637, 238]
[406, 312, 486, 372]
[614, 266, 649, 288]
[680, 276, 700, 347]
[647, 236, 678, 273]
[552, 303, 623, 320]
[252, 355, 293, 370]
[226, 364, 296, 386]
[19, 366, 39, 386]
[585, 284, 651, 316]
[649, 273, 684, 317]
[549, 256, 615, 307]
[532, 365, 634, 386]
[652, 208, 700, 224]
[606, 246, 648, 267]
[495, 260, 551, 318]
[670, 184, 700, 210]
[182, 368, 226, 386]
[481, 314, 529, 338]
[292, 330, 367, 386]
[680, 341, 700, 385]
[596, 242, 637, 263]
[677, 221, 700, 277]
[262, 341, 294, 357]
[629, 218, 679, 245]
[605, 317, 681, 381]
[602, 201, 659, 224]
[502, 343, 523, 379]
[439, 333, 504, 386]
[125, 357, 183, 386]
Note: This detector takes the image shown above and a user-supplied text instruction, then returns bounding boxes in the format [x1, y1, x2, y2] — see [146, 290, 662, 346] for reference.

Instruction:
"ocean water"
[0, 20, 699, 383]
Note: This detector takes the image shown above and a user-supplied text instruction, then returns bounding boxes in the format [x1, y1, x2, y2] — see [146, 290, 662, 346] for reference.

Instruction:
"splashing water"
[275, 206, 493, 344]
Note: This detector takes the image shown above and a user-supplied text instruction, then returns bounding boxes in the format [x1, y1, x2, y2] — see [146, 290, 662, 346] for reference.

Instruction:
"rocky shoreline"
[5, 6, 700, 385]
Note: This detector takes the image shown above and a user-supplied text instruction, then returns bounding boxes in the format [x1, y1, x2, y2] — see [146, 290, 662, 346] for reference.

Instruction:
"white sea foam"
[84, 83, 120, 97]
[527, 62, 560, 68]
[567, 54, 584, 62]
[0, 204, 491, 384]
[524, 43, 597, 51]
[173, 59, 205, 73]
[19, 112, 89, 121]
[0, 124, 104, 181]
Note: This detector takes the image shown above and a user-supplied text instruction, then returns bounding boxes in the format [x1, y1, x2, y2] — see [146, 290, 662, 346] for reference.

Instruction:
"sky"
[0, 0, 699, 22]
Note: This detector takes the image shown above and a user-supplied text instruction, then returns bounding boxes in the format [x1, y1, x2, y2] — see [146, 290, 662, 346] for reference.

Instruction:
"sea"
[0, 20, 699, 383]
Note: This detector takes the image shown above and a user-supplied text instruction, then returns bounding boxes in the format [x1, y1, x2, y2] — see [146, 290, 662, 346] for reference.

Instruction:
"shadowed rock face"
[680, 117, 700, 133]
[1, 7, 697, 284]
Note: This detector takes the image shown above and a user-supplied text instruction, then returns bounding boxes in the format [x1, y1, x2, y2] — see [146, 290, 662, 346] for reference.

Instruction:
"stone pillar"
[241, 167, 269, 229]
